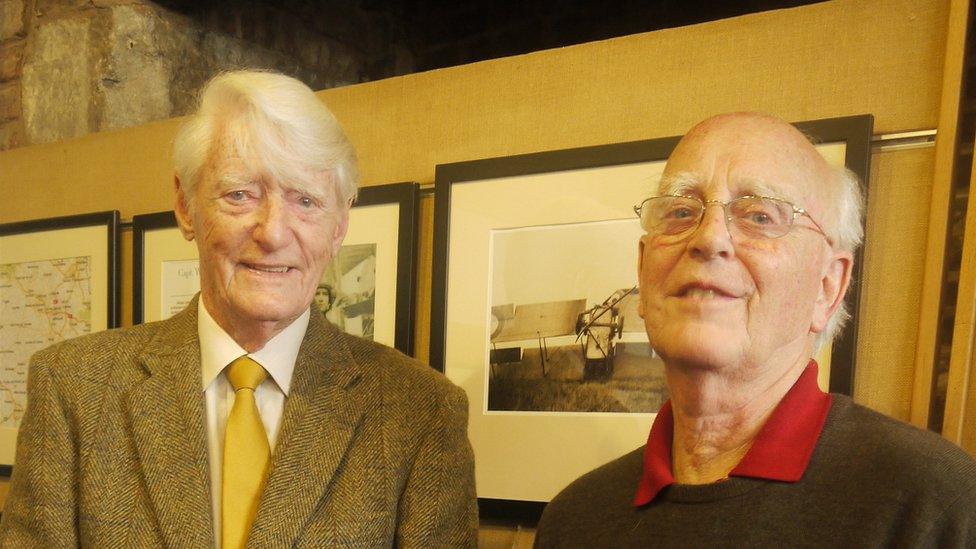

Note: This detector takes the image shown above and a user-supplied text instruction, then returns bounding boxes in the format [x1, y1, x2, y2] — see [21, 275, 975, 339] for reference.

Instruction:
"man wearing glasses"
[535, 113, 976, 547]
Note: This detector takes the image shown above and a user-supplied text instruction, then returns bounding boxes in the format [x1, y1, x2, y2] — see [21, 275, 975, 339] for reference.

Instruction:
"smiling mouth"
[682, 288, 722, 299]
[243, 263, 291, 274]
[675, 285, 738, 299]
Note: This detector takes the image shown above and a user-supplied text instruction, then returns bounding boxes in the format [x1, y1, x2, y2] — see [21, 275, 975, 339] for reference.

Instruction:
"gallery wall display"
[430, 116, 873, 522]
[132, 182, 420, 355]
[0, 211, 121, 473]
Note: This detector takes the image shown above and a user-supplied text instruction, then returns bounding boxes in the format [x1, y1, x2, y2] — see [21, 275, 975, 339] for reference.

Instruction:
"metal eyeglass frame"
[632, 194, 831, 244]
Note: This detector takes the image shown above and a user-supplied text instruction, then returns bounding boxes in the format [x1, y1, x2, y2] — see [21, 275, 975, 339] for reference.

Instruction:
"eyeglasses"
[633, 195, 830, 243]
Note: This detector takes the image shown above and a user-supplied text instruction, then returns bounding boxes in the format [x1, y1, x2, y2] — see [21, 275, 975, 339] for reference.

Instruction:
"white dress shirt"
[198, 300, 310, 546]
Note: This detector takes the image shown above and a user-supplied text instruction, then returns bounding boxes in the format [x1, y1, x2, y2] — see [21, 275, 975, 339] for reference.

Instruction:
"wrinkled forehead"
[657, 171, 789, 201]
[660, 116, 833, 205]
[205, 125, 337, 200]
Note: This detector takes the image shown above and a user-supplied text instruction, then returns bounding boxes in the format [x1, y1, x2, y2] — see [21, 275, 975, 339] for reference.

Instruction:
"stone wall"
[0, 0, 411, 150]
[1, 0, 26, 148]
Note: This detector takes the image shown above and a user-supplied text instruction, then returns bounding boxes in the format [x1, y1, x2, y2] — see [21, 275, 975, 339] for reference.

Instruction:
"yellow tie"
[222, 356, 271, 549]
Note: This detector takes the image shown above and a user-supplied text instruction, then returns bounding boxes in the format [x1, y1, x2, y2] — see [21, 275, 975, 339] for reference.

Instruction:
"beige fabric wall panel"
[321, 0, 947, 188]
[120, 230, 134, 328]
[966, 358, 976, 452]
[856, 147, 937, 421]
[479, 523, 536, 548]
[0, 118, 182, 223]
[413, 194, 434, 362]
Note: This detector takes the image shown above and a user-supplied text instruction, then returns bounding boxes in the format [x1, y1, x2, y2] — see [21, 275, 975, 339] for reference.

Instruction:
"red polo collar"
[633, 361, 832, 506]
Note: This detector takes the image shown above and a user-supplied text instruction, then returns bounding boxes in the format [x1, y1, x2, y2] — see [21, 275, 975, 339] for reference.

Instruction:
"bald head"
[672, 113, 835, 190]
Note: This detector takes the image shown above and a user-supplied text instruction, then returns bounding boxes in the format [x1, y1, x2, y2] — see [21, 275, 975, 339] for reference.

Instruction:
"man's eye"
[744, 211, 773, 225]
[298, 196, 315, 208]
[227, 190, 248, 202]
[665, 207, 695, 220]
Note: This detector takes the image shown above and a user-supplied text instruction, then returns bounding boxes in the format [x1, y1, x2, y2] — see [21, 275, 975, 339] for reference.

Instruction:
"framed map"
[133, 182, 420, 355]
[430, 116, 873, 523]
[0, 211, 121, 472]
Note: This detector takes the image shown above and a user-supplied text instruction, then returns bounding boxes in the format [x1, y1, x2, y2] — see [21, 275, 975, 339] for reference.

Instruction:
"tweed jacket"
[0, 300, 478, 547]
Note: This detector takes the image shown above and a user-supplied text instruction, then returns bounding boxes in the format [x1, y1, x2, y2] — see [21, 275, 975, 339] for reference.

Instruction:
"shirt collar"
[198, 297, 310, 395]
[633, 360, 832, 506]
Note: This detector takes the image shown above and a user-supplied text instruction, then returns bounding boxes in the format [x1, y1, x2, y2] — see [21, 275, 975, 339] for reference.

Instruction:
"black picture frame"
[0, 210, 121, 475]
[353, 182, 420, 356]
[131, 210, 178, 326]
[132, 182, 420, 356]
[430, 115, 873, 524]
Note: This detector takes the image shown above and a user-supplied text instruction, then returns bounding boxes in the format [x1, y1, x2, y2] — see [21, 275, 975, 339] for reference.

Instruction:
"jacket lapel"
[125, 300, 214, 548]
[248, 310, 370, 547]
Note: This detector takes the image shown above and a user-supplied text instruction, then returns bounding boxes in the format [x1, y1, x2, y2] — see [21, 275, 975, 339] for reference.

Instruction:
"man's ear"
[811, 250, 853, 334]
[331, 205, 351, 255]
[637, 237, 646, 319]
[174, 176, 195, 241]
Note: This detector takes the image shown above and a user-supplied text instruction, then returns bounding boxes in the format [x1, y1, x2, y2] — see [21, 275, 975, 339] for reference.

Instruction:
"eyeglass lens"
[639, 196, 795, 239]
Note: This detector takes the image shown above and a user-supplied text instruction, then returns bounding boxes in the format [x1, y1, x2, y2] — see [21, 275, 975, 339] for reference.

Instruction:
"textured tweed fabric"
[0, 299, 478, 548]
[535, 395, 976, 548]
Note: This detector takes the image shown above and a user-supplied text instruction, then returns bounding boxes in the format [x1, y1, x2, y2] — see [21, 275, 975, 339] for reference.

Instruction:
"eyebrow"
[217, 167, 330, 203]
[215, 173, 256, 190]
[657, 172, 701, 196]
[285, 182, 329, 202]
[735, 178, 790, 201]
[657, 172, 794, 203]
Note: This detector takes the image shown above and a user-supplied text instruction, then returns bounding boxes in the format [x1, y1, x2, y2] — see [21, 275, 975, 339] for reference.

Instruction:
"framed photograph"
[0, 211, 121, 473]
[430, 115, 873, 522]
[133, 182, 420, 355]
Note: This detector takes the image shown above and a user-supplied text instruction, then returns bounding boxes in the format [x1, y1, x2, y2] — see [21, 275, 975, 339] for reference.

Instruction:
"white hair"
[815, 165, 864, 353]
[173, 70, 358, 207]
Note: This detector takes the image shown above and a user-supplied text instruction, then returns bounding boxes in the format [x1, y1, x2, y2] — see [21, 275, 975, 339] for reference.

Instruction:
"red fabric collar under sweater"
[633, 361, 832, 506]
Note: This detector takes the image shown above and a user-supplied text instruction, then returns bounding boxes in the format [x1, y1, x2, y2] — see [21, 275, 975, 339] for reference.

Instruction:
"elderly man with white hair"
[535, 113, 976, 548]
[0, 70, 477, 548]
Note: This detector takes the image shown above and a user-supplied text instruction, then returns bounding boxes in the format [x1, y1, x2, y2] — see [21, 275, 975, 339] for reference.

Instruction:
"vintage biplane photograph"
[486, 219, 668, 414]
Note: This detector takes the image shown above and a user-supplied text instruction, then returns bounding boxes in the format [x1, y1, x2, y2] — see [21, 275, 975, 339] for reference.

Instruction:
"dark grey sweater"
[535, 395, 976, 548]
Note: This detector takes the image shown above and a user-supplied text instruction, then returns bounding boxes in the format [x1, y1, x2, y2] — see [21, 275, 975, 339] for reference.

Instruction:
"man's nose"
[686, 203, 734, 260]
[252, 195, 293, 249]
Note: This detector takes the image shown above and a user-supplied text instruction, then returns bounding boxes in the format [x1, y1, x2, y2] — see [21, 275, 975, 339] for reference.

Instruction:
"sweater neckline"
[656, 476, 769, 503]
